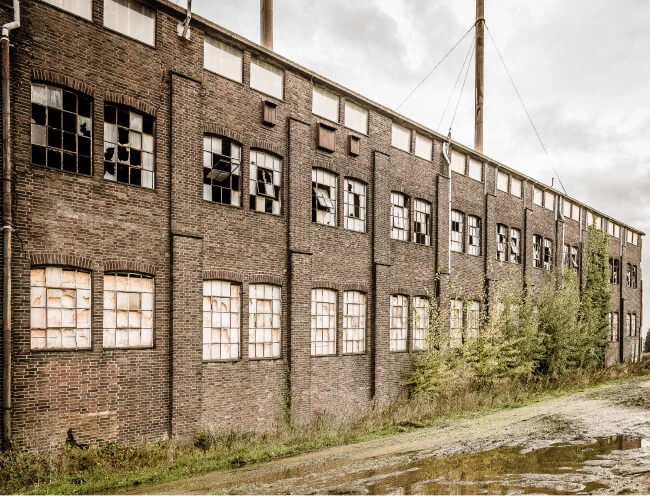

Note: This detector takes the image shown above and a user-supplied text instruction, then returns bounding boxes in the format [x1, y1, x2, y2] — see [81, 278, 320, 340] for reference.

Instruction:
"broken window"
[466, 301, 480, 341]
[610, 258, 619, 285]
[104, 103, 154, 188]
[344, 178, 366, 233]
[203, 135, 241, 206]
[344, 101, 368, 135]
[412, 296, 429, 351]
[391, 123, 410, 152]
[570, 246, 579, 272]
[630, 313, 637, 336]
[248, 284, 281, 358]
[415, 134, 432, 160]
[311, 288, 337, 355]
[510, 228, 521, 264]
[42, 0, 92, 20]
[343, 291, 366, 354]
[203, 280, 240, 360]
[250, 58, 284, 100]
[625, 313, 631, 338]
[450, 210, 464, 253]
[250, 149, 281, 214]
[563, 244, 569, 268]
[533, 235, 542, 268]
[496, 224, 508, 261]
[389, 295, 408, 352]
[390, 192, 409, 241]
[610, 312, 619, 342]
[449, 299, 463, 348]
[312, 169, 337, 226]
[467, 215, 481, 256]
[31, 83, 92, 175]
[104, 0, 156, 46]
[204, 37, 243, 82]
[631, 265, 638, 288]
[543, 238, 553, 271]
[103, 273, 154, 348]
[413, 199, 431, 246]
[30, 267, 91, 350]
[497, 171, 509, 192]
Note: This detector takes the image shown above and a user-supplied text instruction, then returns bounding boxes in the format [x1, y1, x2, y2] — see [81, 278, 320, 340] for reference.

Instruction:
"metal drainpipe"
[2, 0, 20, 450]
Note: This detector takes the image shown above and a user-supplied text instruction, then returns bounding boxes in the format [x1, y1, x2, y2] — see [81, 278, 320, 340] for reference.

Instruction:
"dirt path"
[135, 378, 650, 494]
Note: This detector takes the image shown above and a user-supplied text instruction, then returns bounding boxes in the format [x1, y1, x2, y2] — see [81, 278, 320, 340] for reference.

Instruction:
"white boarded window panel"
[450, 299, 463, 347]
[344, 178, 366, 233]
[343, 291, 366, 353]
[312, 86, 339, 122]
[607, 220, 614, 236]
[389, 295, 408, 351]
[204, 37, 243, 82]
[450, 151, 465, 174]
[311, 289, 337, 355]
[203, 280, 240, 360]
[30, 267, 91, 350]
[510, 177, 522, 197]
[497, 171, 509, 192]
[563, 199, 572, 218]
[414, 134, 432, 160]
[614, 224, 620, 238]
[533, 187, 543, 206]
[412, 296, 429, 351]
[571, 205, 580, 221]
[468, 159, 482, 182]
[248, 284, 281, 358]
[43, 0, 92, 19]
[467, 301, 480, 341]
[544, 191, 554, 211]
[250, 58, 284, 100]
[391, 123, 410, 152]
[344, 101, 368, 135]
[103, 273, 154, 348]
[104, 0, 155, 46]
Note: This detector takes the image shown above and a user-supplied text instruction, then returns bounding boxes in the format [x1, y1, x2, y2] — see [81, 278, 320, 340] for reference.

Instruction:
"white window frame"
[389, 295, 408, 352]
[42, 0, 92, 19]
[311, 289, 337, 356]
[412, 296, 429, 351]
[451, 210, 464, 253]
[496, 224, 508, 261]
[344, 101, 368, 135]
[467, 215, 481, 256]
[30, 267, 91, 350]
[104, 0, 156, 46]
[344, 178, 366, 233]
[450, 299, 463, 347]
[391, 123, 410, 152]
[467, 301, 480, 341]
[312, 168, 337, 226]
[249, 284, 281, 358]
[510, 228, 521, 264]
[204, 37, 243, 83]
[413, 199, 431, 246]
[312, 86, 339, 123]
[203, 280, 240, 360]
[250, 149, 282, 215]
[103, 273, 154, 348]
[343, 291, 366, 354]
[414, 134, 432, 160]
[250, 58, 284, 100]
[391, 192, 409, 241]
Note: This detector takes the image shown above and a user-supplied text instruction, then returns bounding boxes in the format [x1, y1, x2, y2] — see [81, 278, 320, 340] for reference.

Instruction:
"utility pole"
[475, 0, 484, 153]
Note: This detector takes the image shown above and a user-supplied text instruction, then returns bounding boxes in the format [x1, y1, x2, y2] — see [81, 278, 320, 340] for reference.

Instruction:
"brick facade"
[0, 0, 642, 450]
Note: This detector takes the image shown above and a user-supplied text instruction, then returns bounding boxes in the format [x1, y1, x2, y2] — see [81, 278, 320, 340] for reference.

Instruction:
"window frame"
[203, 135, 242, 206]
[343, 291, 366, 354]
[103, 0, 156, 47]
[391, 123, 410, 152]
[533, 235, 542, 268]
[344, 101, 368, 135]
[311, 288, 337, 356]
[543, 238, 553, 271]
[450, 210, 464, 253]
[202, 280, 240, 361]
[467, 215, 481, 256]
[248, 283, 281, 359]
[496, 224, 508, 261]
[249, 149, 282, 215]
[203, 37, 243, 83]
[343, 178, 367, 233]
[509, 228, 521, 264]
[449, 299, 463, 347]
[312, 86, 339, 123]
[389, 294, 408, 352]
[412, 199, 432, 246]
[250, 58, 284, 100]
[312, 168, 338, 226]
[412, 296, 429, 351]
[390, 192, 409, 241]
[42, 0, 92, 20]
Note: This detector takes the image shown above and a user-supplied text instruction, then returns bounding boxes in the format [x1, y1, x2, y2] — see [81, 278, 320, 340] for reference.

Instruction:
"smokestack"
[261, 0, 273, 50]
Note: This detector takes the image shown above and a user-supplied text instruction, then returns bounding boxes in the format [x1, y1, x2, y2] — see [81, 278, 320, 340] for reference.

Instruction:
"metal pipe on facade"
[260, 0, 273, 50]
[2, 0, 20, 450]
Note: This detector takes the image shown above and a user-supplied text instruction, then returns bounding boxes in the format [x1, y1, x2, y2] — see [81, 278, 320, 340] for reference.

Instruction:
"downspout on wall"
[2, 0, 20, 450]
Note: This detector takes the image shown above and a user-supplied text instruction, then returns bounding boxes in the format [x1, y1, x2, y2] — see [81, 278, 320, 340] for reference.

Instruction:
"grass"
[2, 359, 649, 494]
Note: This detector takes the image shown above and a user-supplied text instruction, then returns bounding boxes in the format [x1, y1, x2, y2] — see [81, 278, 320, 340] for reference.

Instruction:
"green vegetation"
[645, 330, 650, 353]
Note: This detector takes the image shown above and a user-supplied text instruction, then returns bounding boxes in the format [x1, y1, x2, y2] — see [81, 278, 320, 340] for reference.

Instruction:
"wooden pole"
[475, 0, 484, 153]
[261, 0, 273, 50]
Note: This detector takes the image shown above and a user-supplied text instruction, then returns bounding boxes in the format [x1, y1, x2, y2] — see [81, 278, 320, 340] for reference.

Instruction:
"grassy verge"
[2, 359, 649, 494]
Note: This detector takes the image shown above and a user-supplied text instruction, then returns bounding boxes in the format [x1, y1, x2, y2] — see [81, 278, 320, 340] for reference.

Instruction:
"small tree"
[644, 330, 650, 353]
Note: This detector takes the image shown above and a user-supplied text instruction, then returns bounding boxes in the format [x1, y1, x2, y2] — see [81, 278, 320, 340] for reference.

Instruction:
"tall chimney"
[261, 0, 273, 50]
[474, 0, 484, 153]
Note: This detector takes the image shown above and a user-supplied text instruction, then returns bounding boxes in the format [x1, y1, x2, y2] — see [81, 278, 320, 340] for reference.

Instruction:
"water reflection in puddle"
[364, 435, 642, 495]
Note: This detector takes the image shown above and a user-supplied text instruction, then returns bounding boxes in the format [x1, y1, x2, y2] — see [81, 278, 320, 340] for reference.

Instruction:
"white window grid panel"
[103, 273, 154, 348]
[311, 289, 337, 355]
[451, 210, 464, 252]
[413, 199, 431, 245]
[391, 192, 409, 241]
[203, 280, 240, 360]
[390, 295, 408, 352]
[343, 291, 366, 354]
[250, 150, 282, 215]
[248, 284, 281, 358]
[412, 296, 429, 351]
[312, 168, 337, 226]
[610, 312, 619, 341]
[449, 299, 463, 347]
[30, 267, 91, 350]
[203, 136, 241, 206]
[467, 215, 481, 256]
[510, 228, 521, 264]
[496, 224, 508, 261]
[344, 179, 366, 233]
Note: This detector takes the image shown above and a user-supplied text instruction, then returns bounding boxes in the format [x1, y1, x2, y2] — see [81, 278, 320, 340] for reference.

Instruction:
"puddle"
[364, 435, 643, 495]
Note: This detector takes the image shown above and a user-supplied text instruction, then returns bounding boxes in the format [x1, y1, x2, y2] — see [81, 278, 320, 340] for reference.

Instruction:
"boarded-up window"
[204, 37, 243, 82]
[544, 191, 555, 211]
[317, 123, 336, 152]
[510, 177, 522, 197]
[450, 151, 465, 174]
[203, 280, 240, 360]
[497, 171, 509, 192]
[104, 0, 155, 46]
[312, 86, 339, 122]
[391, 123, 410, 152]
[415, 134, 432, 160]
[344, 101, 368, 135]
[103, 273, 154, 348]
[43, 0, 92, 19]
[468, 158, 482, 182]
[250, 58, 284, 99]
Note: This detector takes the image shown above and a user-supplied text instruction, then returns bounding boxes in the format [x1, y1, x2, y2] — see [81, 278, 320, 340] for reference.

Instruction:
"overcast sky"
[183, 0, 650, 330]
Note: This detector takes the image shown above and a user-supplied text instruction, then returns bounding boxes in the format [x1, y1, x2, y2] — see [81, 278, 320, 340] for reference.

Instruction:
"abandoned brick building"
[0, 0, 643, 450]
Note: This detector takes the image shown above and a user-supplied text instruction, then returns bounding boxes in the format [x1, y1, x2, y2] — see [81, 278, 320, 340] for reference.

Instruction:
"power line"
[395, 23, 476, 111]
[437, 35, 475, 132]
[485, 23, 567, 195]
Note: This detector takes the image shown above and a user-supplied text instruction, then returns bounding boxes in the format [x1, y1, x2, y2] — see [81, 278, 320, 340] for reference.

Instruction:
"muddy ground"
[134, 378, 650, 494]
